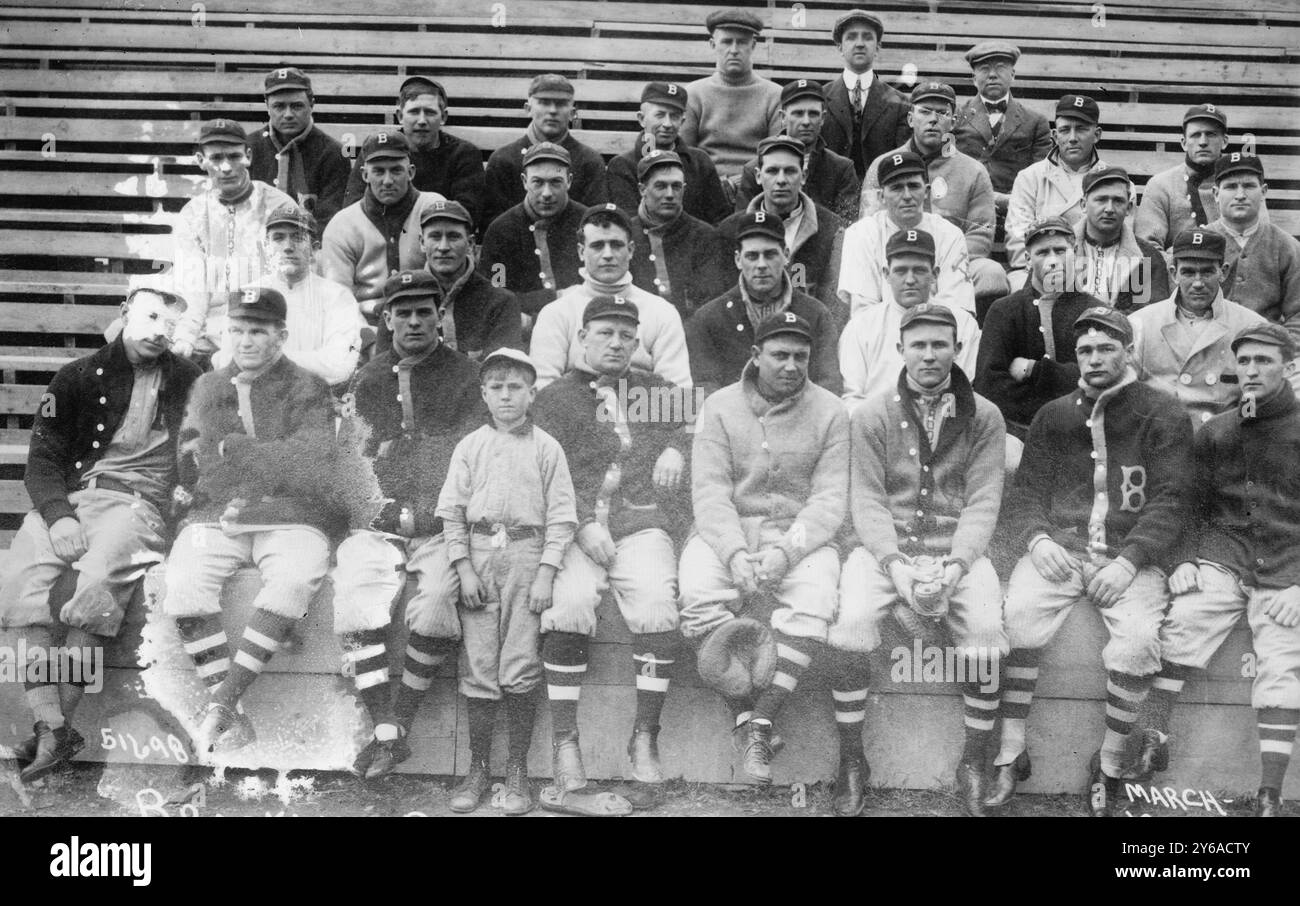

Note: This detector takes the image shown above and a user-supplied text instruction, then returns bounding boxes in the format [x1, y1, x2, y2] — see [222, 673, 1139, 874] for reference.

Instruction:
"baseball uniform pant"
[332, 530, 461, 639]
[0, 489, 166, 637]
[453, 534, 545, 701]
[545, 528, 678, 637]
[677, 533, 839, 643]
[162, 523, 329, 621]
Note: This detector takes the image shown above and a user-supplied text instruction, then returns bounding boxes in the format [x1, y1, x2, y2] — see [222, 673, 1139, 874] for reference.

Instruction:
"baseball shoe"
[1255, 787, 1283, 817]
[831, 752, 869, 816]
[352, 737, 381, 777]
[499, 758, 535, 816]
[196, 702, 256, 753]
[956, 759, 987, 817]
[982, 751, 1031, 808]
[19, 722, 86, 784]
[448, 759, 490, 813]
[739, 720, 773, 785]
[364, 737, 411, 780]
[627, 723, 663, 784]
[1126, 729, 1169, 781]
[732, 723, 784, 756]
[13, 726, 85, 768]
[552, 730, 588, 792]
[1086, 751, 1120, 817]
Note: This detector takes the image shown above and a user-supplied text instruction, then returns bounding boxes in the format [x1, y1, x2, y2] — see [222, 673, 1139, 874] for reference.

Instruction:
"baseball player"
[533, 294, 690, 811]
[165, 287, 348, 751]
[985, 307, 1193, 816]
[820, 9, 909, 179]
[1132, 323, 1300, 817]
[1, 288, 201, 782]
[1071, 167, 1169, 313]
[331, 270, 487, 779]
[829, 303, 1007, 816]
[680, 312, 848, 784]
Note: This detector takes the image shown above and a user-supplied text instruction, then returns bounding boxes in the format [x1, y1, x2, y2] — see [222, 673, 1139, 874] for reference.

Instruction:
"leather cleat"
[983, 750, 1031, 808]
[1255, 787, 1283, 817]
[19, 721, 86, 784]
[1127, 728, 1169, 781]
[739, 720, 774, 785]
[1086, 751, 1120, 817]
[196, 702, 256, 753]
[449, 759, 490, 813]
[956, 759, 987, 817]
[352, 737, 381, 777]
[498, 759, 535, 815]
[732, 722, 784, 756]
[627, 724, 664, 784]
[14, 726, 85, 768]
[831, 752, 869, 817]
[364, 737, 411, 780]
[552, 730, 588, 792]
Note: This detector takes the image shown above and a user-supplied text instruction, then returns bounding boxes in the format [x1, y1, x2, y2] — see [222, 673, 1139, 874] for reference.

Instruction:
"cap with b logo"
[706, 8, 764, 36]
[878, 150, 928, 186]
[1171, 229, 1227, 262]
[757, 135, 805, 162]
[582, 293, 640, 326]
[1231, 322, 1297, 360]
[1024, 215, 1076, 246]
[1074, 305, 1133, 344]
[361, 130, 412, 163]
[1081, 166, 1132, 198]
[754, 311, 813, 344]
[964, 41, 1020, 67]
[909, 81, 956, 109]
[228, 286, 288, 323]
[1214, 151, 1265, 183]
[198, 118, 248, 146]
[528, 73, 575, 99]
[899, 302, 957, 333]
[641, 81, 688, 112]
[733, 209, 786, 245]
[264, 66, 312, 96]
[885, 228, 937, 262]
[1055, 94, 1100, 126]
[780, 79, 825, 108]
[264, 202, 316, 234]
[382, 270, 441, 309]
[521, 141, 572, 169]
[419, 199, 474, 230]
[1183, 103, 1227, 131]
[637, 149, 685, 183]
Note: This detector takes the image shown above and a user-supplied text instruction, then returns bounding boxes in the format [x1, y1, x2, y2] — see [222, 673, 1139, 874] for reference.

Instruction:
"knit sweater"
[482, 131, 609, 229]
[607, 137, 732, 226]
[1005, 150, 1110, 269]
[1071, 219, 1171, 313]
[426, 264, 523, 358]
[530, 275, 692, 390]
[478, 199, 588, 317]
[839, 210, 975, 315]
[630, 209, 730, 320]
[1003, 372, 1193, 569]
[691, 359, 849, 567]
[681, 73, 783, 178]
[735, 136, 862, 224]
[1206, 218, 1300, 343]
[1134, 162, 1221, 249]
[248, 123, 351, 228]
[343, 130, 486, 229]
[319, 187, 447, 307]
[849, 366, 1005, 565]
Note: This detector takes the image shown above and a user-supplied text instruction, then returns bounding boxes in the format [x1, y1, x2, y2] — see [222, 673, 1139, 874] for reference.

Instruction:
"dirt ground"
[1, 760, 1279, 818]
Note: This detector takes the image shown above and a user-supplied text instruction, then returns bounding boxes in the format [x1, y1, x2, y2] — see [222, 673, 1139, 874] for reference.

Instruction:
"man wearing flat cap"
[1128, 229, 1267, 429]
[607, 81, 731, 226]
[1071, 166, 1169, 313]
[953, 42, 1052, 221]
[1129, 322, 1300, 817]
[248, 66, 350, 229]
[1005, 94, 1110, 274]
[986, 305, 1193, 817]
[343, 76, 486, 227]
[681, 9, 783, 193]
[820, 9, 909, 180]
[482, 74, 609, 229]
[735, 79, 861, 223]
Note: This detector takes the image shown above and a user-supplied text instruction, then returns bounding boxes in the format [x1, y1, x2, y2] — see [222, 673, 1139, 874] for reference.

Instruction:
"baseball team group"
[3, 7, 1298, 818]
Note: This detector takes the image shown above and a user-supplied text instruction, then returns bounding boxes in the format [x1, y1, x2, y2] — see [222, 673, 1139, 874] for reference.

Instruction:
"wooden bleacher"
[2, 0, 1298, 796]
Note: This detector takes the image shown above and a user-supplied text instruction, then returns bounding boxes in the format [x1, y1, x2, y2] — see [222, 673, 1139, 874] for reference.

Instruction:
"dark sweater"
[343, 129, 486, 229]
[482, 132, 609, 230]
[24, 338, 201, 524]
[630, 210, 729, 321]
[478, 200, 589, 317]
[735, 136, 861, 223]
[716, 198, 846, 310]
[248, 124, 351, 228]
[607, 137, 731, 226]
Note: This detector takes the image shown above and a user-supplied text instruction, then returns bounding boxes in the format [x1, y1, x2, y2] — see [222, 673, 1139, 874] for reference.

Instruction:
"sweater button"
[75, 461, 82, 468]
[534, 249, 541, 256]
[920, 489, 928, 495]
[96, 368, 104, 375]
[648, 254, 656, 262]
[92, 441, 100, 448]
[1179, 373, 1192, 385]
[900, 421, 908, 428]
[909, 448, 917, 456]
[736, 324, 744, 331]
[97, 423, 105, 431]
[99, 397, 107, 404]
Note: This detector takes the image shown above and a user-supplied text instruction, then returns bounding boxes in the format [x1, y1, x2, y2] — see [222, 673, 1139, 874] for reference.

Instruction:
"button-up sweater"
[1206, 218, 1300, 343]
[1005, 150, 1110, 269]
[478, 200, 589, 317]
[343, 130, 487, 228]
[630, 209, 729, 321]
[248, 123, 351, 228]
[482, 131, 609, 229]
[718, 192, 847, 310]
[735, 136, 862, 223]
[607, 137, 732, 226]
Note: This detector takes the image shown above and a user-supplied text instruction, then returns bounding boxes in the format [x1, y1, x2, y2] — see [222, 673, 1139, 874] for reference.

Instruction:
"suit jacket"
[821, 75, 910, 177]
[953, 95, 1053, 196]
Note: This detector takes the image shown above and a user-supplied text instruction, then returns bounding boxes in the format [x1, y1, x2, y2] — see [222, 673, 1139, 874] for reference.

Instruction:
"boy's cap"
[1171, 229, 1227, 262]
[754, 311, 812, 344]
[1074, 306, 1133, 344]
[583, 294, 640, 325]
[1231, 323, 1297, 360]
[228, 286, 288, 323]
[482, 347, 538, 379]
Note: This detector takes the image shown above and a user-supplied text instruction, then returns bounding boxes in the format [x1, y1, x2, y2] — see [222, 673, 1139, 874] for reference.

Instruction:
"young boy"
[434, 348, 577, 815]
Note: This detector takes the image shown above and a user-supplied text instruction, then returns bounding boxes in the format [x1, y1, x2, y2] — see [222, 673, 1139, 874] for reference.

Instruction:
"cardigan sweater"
[607, 137, 732, 226]
[482, 131, 609, 229]
[735, 136, 862, 224]
[630, 209, 730, 321]
[247, 123, 351, 228]
[478, 199, 589, 317]
[319, 187, 447, 308]
[343, 129, 486, 229]
[1206, 218, 1300, 342]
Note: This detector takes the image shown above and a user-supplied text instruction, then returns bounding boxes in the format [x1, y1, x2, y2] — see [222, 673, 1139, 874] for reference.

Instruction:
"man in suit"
[953, 42, 1052, 232]
[820, 9, 909, 179]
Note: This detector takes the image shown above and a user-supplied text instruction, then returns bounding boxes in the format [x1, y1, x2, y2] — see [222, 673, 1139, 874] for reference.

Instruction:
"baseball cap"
[228, 286, 288, 323]
[419, 199, 474, 230]
[1081, 166, 1132, 197]
[528, 73, 575, 99]
[521, 141, 572, 169]
[899, 303, 957, 333]
[398, 75, 448, 104]
[1055, 94, 1100, 126]
[909, 82, 956, 109]
[832, 9, 884, 42]
[580, 203, 633, 236]
[756, 135, 805, 163]
[481, 347, 538, 380]
[885, 228, 937, 262]
[582, 294, 640, 325]
[780, 79, 825, 108]
[197, 119, 247, 147]
[264, 202, 315, 233]
[732, 210, 785, 246]
[706, 8, 764, 36]
[641, 81, 688, 112]
[878, 150, 928, 186]
[1183, 103, 1228, 131]
[1024, 215, 1076, 246]
[360, 130, 411, 163]
[965, 41, 1020, 67]
[1074, 306, 1133, 344]
[754, 311, 812, 345]
[382, 270, 441, 309]
[1170, 229, 1227, 262]
[264, 66, 312, 96]
[1231, 323, 1297, 360]
[637, 149, 685, 183]
[1214, 152, 1265, 183]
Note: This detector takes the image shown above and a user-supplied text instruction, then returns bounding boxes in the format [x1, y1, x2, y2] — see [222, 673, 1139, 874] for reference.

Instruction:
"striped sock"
[58, 628, 105, 723]
[631, 631, 677, 729]
[961, 680, 1000, 763]
[1258, 707, 1300, 792]
[20, 626, 62, 727]
[994, 648, 1040, 765]
[25, 682, 64, 729]
[543, 631, 588, 739]
[214, 609, 295, 709]
[753, 633, 819, 725]
[340, 629, 391, 725]
[392, 633, 453, 731]
[1100, 671, 1152, 777]
[176, 615, 230, 690]
[727, 696, 755, 730]
[466, 696, 497, 765]
[830, 654, 870, 759]
[1145, 660, 1191, 737]
[505, 688, 539, 763]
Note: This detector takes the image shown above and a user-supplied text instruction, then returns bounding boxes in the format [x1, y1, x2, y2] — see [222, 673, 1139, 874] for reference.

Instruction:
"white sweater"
[838, 211, 975, 316]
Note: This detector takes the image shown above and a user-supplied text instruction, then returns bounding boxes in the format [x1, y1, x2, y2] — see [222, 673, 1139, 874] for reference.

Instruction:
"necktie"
[851, 78, 864, 114]
[986, 100, 1006, 138]
[984, 100, 1007, 114]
